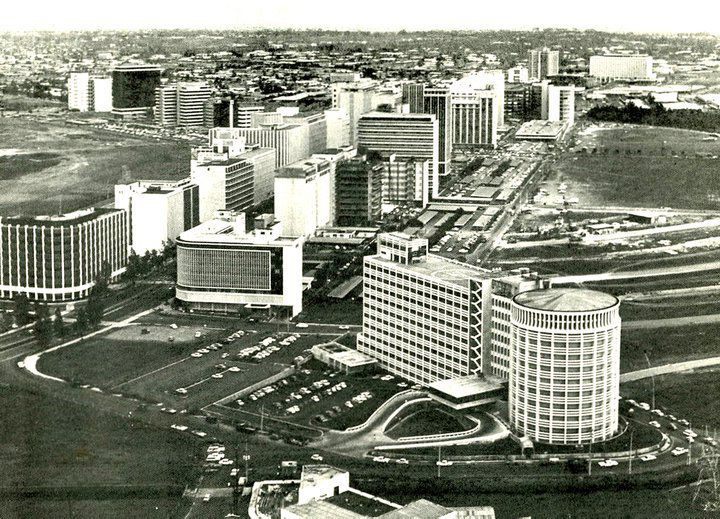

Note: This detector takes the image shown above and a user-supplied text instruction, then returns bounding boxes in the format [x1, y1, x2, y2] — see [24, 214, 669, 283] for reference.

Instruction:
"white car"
[219, 459, 234, 465]
[311, 454, 323, 461]
[211, 373, 224, 379]
[229, 367, 241, 373]
[648, 421, 661, 429]
[175, 388, 188, 395]
[684, 429, 698, 438]
[339, 325, 350, 330]
[171, 424, 188, 431]
[598, 459, 618, 467]
[296, 323, 309, 328]
[436, 460, 453, 467]
[640, 454, 657, 462]
[191, 353, 203, 358]
[396, 458, 409, 465]
[373, 456, 390, 463]
[672, 448, 688, 456]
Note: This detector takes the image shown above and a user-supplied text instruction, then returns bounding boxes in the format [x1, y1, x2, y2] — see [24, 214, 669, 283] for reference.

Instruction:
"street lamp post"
[644, 351, 655, 410]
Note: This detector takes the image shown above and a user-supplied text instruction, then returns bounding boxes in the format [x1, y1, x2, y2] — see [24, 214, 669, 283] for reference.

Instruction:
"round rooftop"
[513, 288, 618, 313]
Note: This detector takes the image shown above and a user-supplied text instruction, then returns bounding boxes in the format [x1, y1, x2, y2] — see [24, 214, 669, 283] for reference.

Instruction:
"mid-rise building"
[509, 288, 621, 445]
[111, 63, 162, 119]
[450, 84, 499, 149]
[176, 211, 303, 317]
[504, 83, 534, 121]
[357, 112, 439, 199]
[310, 146, 358, 225]
[233, 124, 309, 169]
[114, 179, 200, 255]
[155, 82, 212, 127]
[335, 158, 383, 226]
[284, 111, 328, 155]
[589, 54, 655, 82]
[275, 157, 332, 237]
[0, 209, 127, 302]
[402, 82, 426, 113]
[528, 48, 560, 80]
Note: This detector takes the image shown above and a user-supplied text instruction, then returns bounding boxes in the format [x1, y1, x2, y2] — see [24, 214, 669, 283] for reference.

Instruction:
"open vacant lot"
[547, 125, 720, 210]
[0, 117, 189, 215]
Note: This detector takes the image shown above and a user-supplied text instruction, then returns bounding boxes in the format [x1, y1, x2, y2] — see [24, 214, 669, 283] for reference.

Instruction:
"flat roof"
[328, 276, 363, 299]
[514, 288, 618, 312]
[515, 120, 567, 139]
[369, 253, 497, 287]
[428, 376, 504, 400]
[283, 501, 366, 519]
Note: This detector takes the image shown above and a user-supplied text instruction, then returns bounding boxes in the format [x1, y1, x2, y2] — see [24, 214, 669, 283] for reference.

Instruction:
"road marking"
[112, 356, 191, 389]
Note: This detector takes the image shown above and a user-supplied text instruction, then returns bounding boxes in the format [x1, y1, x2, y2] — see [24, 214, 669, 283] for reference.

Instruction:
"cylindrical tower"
[509, 288, 621, 445]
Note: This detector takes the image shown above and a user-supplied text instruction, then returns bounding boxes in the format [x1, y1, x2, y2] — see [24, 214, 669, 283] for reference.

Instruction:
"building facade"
[155, 82, 212, 127]
[114, 179, 200, 255]
[176, 211, 303, 317]
[335, 158, 383, 226]
[589, 55, 654, 81]
[274, 157, 332, 237]
[509, 288, 621, 445]
[528, 48, 560, 80]
[233, 124, 309, 169]
[111, 63, 162, 118]
[331, 81, 375, 145]
[357, 112, 439, 200]
[0, 209, 128, 302]
[191, 158, 255, 222]
[546, 85, 575, 126]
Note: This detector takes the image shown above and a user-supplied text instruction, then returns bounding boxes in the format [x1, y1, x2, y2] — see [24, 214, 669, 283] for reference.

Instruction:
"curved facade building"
[0, 209, 127, 302]
[509, 288, 621, 445]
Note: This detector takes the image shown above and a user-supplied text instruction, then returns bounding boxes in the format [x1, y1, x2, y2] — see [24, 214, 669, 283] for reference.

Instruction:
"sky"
[2, 0, 720, 34]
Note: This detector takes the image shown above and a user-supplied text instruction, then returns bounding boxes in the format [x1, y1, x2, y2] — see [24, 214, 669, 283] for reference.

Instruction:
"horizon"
[2, 0, 719, 35]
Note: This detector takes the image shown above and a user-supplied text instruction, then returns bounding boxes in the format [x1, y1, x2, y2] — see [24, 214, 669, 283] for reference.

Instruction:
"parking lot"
[233, 361, 407, 431]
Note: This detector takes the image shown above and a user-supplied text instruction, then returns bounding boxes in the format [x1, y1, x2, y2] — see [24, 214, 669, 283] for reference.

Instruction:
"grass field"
[294, 299, 363, 325]
[385, 406, 471, 439]
[0, 385, 197, 487]
[0, 117, 189, 215]
[549, 125, 720, 210]
[620, 323, 720, 372]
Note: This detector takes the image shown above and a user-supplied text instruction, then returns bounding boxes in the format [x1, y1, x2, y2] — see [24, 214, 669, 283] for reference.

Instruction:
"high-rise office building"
[68, 73, 112, 112]
[546, 85, 575, 126]
[509, 288, 621, 445]
[382, 155, 431, 207]
[114, 178, 200, 255]
[176, 211, 303, 317]
[450, 84, 499, 149]
[589, 55, 655, 81]
[528, 48, 560, 80]
[284, 111, 328, 155]
[334, 158, 383, 226]
[331, 81, 375, 145]
[111, 63, 162, 119]
[155, 82, 212, 127]
[324, 109, 351, 149]
[0, 209, 128, 302]
[274, 157, 333, 237]
[358, 233, 497, 385]
[89, 77, 112, 112]
[504, 83, 534, 122]
[310, 146, 358, 225]
[357, 112, 439, 200]
[191, 158, 255, 222]
[402, 83, 453, 177]
[68, 72, 90, 112]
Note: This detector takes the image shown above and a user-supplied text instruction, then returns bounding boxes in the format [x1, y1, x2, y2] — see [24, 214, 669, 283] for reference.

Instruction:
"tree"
[53, 308, 65, 338]
[13, 293, 31, 326]
[74, 307, 89, 335]
[86, 287, 105, 327]
[33, 304, 53, 347]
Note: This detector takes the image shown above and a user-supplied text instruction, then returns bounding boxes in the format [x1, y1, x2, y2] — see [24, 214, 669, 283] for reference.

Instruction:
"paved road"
[621, 356, 720, 383]
[623, 312, 720, 330]
[551, 260, 720, 285]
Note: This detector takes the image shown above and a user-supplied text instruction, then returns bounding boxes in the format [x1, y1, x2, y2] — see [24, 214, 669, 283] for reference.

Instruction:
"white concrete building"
[274, 157, 332, 237]
[191, 158, 255, 222]
[546, 85, 575, 126]
[68, 72, 90, 112]
[176, 211, 303, 317]
[324, 109, 351, 149]
[114, 178, 200, 255]
[233, 123, 309, 169]
[89, 77, 112, 112]
[589, 55, 655, 81]
[450, 73, 504, 148]
[155, 82, 212, 127]
[0, 209, 127, 302]
[331, 81, 376, 145]
[509, 288, 621, 445]
[528, 48, 560, 80]
[357, 112, 439, 200]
